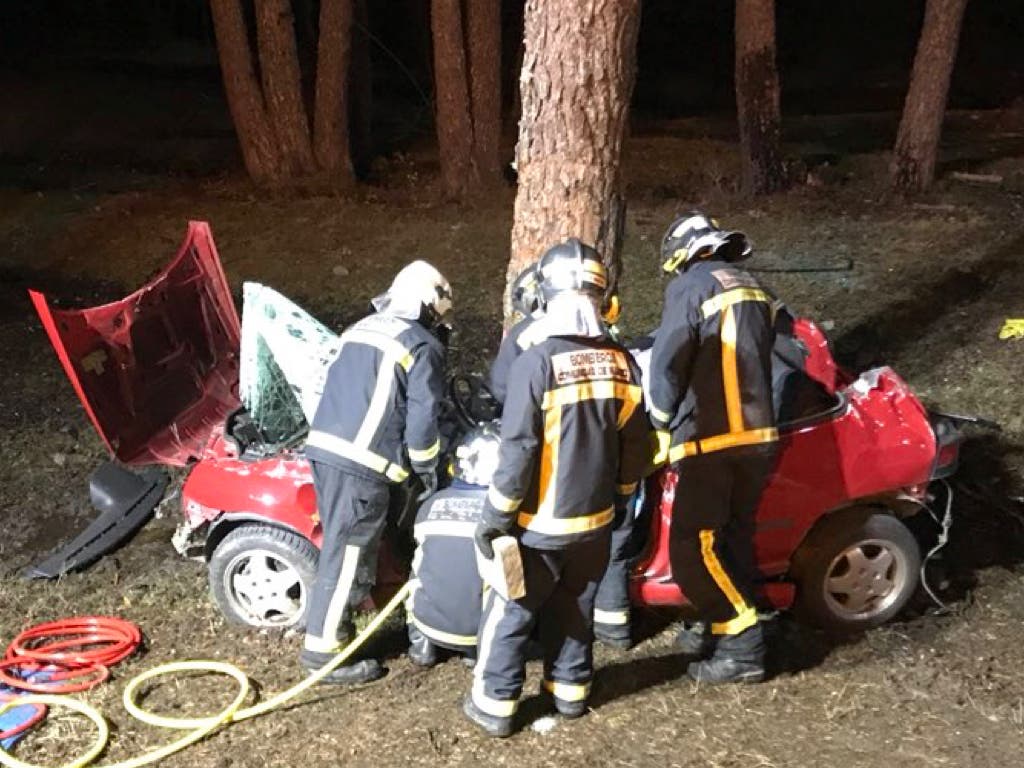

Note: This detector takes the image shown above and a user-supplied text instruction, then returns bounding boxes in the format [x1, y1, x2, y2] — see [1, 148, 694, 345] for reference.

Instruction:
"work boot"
[686, 624, 765, 685]
[462, 695, 514, 738]
[539, 687, 588, 719]
[674, 621, 713, 657]
[594, 621, 632, 650]
[300, 649, 385, 685]
[407, 626, 440, 667]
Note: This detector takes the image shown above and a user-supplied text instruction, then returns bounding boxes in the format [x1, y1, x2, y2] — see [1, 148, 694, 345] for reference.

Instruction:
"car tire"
[208, 524, 319, 630]
[790, 507, 921, 633]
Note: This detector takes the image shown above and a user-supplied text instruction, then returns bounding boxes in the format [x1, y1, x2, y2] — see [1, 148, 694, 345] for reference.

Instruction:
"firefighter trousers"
[473, 532, 610, 717]
[594, 483, 652, 629]
[303, 461, 392, 656]
[669, 445, 777, 636]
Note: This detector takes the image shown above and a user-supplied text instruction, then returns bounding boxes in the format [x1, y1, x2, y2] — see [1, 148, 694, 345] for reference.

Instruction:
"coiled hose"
[0, 582, 411, 768]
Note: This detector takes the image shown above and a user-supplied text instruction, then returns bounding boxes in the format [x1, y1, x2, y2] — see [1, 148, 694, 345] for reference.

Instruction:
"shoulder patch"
[711, 269, 759, 290]
[551, 348, 631, 386]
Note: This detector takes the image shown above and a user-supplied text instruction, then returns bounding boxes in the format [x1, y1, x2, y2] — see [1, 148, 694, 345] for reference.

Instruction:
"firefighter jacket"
[482, 335, 652, 550]
[306, 312, 445, 483]
[486, 314, 547, 406]
[648, 258, 777, 465]
[408, 485, 485, 649]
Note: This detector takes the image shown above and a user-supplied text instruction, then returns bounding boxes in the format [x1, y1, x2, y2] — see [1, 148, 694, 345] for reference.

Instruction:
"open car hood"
[30, 221, 241, 466]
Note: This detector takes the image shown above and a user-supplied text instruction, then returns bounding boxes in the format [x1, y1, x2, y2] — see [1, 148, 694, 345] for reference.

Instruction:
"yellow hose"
[0, 582, 411, 768]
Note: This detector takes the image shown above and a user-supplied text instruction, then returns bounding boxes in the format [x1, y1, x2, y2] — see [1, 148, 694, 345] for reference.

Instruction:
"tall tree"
[891, 0, 970, 193]
[735, 0, 785, 194]
[431, 0, 502, 199]
[209, 0, 363, 185]
[508, 0, 641, 304]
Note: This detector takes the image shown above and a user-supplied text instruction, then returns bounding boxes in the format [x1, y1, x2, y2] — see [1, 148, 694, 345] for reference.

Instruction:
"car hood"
[30, 221, 241, 466]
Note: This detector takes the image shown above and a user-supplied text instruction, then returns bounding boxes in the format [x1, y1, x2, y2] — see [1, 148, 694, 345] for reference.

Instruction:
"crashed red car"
[30, 222, 961, 633]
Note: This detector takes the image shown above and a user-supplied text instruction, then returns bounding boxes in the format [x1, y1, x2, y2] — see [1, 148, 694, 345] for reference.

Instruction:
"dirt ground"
[3, 108, 1024, 767]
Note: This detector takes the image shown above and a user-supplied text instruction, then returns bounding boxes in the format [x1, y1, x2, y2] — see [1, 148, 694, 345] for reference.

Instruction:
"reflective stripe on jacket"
[648, 259, 777, 464]
[306, 312, 445, 482]
[483, 335, 652, 549]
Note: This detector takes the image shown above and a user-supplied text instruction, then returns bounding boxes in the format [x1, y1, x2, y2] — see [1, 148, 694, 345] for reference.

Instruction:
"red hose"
[0, 695, 47, 741]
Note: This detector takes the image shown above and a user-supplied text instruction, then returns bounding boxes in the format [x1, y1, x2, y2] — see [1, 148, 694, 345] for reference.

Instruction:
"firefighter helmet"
[660, 213, 752, 273]
[372, 260, 454, 328]
[536, 238, 607, 306]
[451, 421, 502, 487]
[510, 263, 542, 318]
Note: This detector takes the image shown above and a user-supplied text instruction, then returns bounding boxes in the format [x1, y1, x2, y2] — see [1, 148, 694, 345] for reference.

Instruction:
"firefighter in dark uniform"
[301, 260, 453, 684]
[648, 213, 778, 684]
[463, 239, 652, 737]
[486, 263, 545, 407]
[406, 423, 501, 666]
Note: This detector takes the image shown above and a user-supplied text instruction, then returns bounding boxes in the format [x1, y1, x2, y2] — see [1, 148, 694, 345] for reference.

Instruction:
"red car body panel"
[30, 222, 241, 466]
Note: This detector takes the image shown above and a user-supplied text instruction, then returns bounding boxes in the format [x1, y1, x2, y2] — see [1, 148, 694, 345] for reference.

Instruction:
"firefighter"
[463, 239, 651, 737]
[486, 263, 545, 407]
[648, 213, 778, 684]
[406, 423, 501, 666]
[301, 260, 453, 684]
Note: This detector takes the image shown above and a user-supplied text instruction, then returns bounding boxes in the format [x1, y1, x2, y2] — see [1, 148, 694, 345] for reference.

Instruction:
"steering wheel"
[447, 374, 499, 430]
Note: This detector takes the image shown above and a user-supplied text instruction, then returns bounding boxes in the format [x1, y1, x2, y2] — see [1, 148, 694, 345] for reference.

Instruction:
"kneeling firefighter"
[302, 260, 453, 683]
[464, 239, 651, 737]
[649, 213, 778, 684]
[406, 424, 501, 666]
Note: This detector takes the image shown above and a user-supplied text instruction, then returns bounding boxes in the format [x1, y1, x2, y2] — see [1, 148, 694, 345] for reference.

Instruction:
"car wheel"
[208, 524, 319, 630]
[790, 508, 921, 633]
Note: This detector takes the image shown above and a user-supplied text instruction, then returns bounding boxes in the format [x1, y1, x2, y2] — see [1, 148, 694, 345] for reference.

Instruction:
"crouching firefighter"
[649, 213, 778, 684]
[463, 239, 651, 737]
[406, 423, 502, 666]
[301, 260, 453, 684]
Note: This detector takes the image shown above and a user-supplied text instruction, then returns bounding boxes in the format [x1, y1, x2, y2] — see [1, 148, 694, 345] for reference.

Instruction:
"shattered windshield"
[239, 283, 341, 445]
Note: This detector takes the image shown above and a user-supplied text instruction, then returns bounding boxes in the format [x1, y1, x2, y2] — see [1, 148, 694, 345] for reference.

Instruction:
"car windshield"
[239, 283, 341, 445]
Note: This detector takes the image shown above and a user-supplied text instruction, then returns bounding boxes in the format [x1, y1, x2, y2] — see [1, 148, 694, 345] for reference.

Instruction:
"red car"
[30, 222, 960, 634]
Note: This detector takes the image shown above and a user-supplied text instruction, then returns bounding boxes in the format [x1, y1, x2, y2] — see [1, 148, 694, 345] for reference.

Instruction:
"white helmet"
[372, 260, 453, 328]
[451, 421, 501, 486]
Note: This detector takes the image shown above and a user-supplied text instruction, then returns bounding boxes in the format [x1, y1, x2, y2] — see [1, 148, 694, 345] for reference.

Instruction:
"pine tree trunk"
[209, 0, 285, 182]
[255, 0, 317, 175]
[312, 0, 355, 181]
[466, 0, 502, 186]
[349, 0, 374, 177]
[735, 0, 785, 195]
[891, 0, 969, 193]
[508, 0, 641, 307]
[431, 0, 477, 199]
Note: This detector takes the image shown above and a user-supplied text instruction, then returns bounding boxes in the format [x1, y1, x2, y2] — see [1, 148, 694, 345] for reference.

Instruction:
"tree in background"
[891, 0, 970, 193]
[508, 0, 641, 306]
[209, 0, 364, 184]
[734, 0, 785, 195]
[431, 0, 502, 199]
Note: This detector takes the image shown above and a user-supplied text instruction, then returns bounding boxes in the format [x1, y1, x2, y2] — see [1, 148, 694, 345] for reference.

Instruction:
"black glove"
[474, 517, 513, 559]
[415, 465, 438, 502]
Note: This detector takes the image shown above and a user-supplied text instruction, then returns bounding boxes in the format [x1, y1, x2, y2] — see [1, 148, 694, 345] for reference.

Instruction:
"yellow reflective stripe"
[649, 402, 674, 425]
[594, 608, 629, 625]
[698, 427, 778, 454]
[699, 529, 752, 630]
[543, 679, 590, 702]
[321, 543, 361, 646]
[700, 287, 771, 319]
[474, 592, 519, 717]
[413, 520, 478, 541]
[342, 328, 415, 371]
[517, 506, 614, 536]
[408, 439, 440, 463]
[652, 430, 671, 466]
[668, 440, 699, 463]
[720, 304, 744, 433]
[306, 430, 409, 482]
[711, 606, 758, 636]
[536, 405, 562, 519]
[303, 634, 343, 653]
[541, 380, 642, 411]
[487, 485, 522, 513]
[355, 351, 398, 446]
[411, 616, 477, 647]
[615, 481, 638, 496]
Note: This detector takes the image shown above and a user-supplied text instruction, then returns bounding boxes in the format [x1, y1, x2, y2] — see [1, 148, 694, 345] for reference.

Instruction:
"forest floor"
[2, 107, 1024, 767]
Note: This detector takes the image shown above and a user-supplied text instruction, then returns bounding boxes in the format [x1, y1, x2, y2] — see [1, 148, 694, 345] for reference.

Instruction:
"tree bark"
[466, 0, 503, 186]
[891, 0, 969, 193]
[349, 0, 374, 177]
[209, 0, 285, 182]
[431, 0, 477, 199]
[508, 0, 641, 308]
[255, 0, 317, 175]
[735, 0, 785, 195]
[313, 0, 355, 181]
